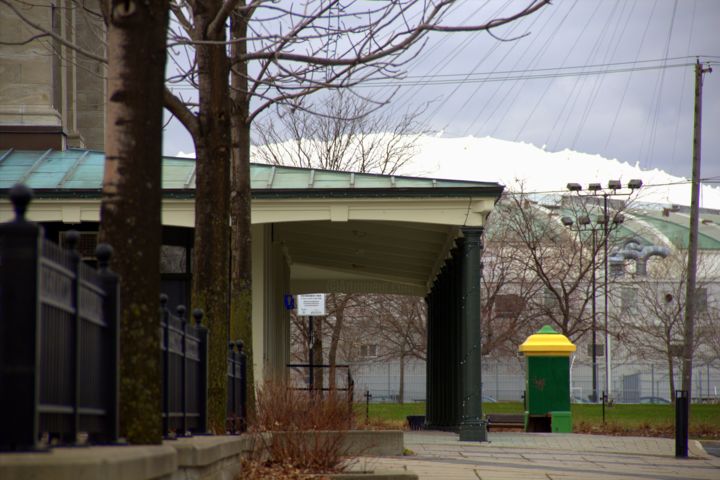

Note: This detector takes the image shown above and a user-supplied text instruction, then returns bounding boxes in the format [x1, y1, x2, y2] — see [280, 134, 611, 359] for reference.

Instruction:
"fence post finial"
[9, 183, 32, 222]
[160, 293, 168, 309]
[64, 230, 79, 253]
[192, 308, 203, 326]
[235, 340, 244, 353]
[176, 305, 186, 321]
[95, 244, 113, 271]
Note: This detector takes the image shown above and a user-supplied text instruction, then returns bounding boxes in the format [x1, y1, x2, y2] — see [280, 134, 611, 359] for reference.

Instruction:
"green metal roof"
[633, 212, 720, 250]
[498, 201, 720, 251]
[0, 148, 502, 198]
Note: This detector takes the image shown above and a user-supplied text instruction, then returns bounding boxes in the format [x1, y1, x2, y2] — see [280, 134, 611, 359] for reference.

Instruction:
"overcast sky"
[162, 0, 720, 182]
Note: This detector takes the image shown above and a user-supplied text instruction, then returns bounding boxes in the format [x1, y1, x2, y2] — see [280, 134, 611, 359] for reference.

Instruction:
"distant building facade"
[0, 1, 105, 150]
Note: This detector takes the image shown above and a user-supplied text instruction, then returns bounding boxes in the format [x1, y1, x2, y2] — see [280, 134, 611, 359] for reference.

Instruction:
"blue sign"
[284, 294, 295, 310]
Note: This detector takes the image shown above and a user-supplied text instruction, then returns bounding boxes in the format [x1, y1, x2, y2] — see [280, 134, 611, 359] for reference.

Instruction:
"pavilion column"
[450, 244, 462, 428]
[424, 288, 435, 426]
[459, 227, 487, 441]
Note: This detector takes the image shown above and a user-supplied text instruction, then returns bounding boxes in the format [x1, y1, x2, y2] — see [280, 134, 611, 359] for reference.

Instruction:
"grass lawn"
[356, 401, 720, 438]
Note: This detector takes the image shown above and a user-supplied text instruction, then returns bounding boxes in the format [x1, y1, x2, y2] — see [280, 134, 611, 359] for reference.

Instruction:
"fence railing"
[0, 185, 119, 451]
[287, 363, 355, 425]
[160, 296, 209, 438]
[159, 301, 248, 437]
[227, 341, 247, 434]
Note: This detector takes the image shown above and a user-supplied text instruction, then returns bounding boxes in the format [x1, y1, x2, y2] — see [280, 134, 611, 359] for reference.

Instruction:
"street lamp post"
[566, 180, 641, 401]
[561, 215, 600, 402]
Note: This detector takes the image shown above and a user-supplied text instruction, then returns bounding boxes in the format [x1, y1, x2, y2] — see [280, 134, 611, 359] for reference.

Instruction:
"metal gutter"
[7, 185, 505, 200]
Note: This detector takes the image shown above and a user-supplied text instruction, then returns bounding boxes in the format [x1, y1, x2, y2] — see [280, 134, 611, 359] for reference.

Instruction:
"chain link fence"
[350, 358, 720, 404]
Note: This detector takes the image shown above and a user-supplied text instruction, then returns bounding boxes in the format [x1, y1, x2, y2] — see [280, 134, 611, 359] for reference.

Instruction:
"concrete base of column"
[459, 419, 488, 442]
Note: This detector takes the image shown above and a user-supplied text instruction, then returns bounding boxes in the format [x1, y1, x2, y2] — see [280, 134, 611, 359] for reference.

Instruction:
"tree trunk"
[313, 316, 324, 392]
[399, 349, 406, 404]
[98, 0, 169, 444]
[668, 353, 676, 405]
[327, 294, 347, 391]
[230, 7, 256, 420]
[193, 0, 232, 433]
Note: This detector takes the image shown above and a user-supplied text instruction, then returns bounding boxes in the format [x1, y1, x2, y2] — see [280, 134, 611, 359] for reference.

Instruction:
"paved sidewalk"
[352, 431, 720, 479]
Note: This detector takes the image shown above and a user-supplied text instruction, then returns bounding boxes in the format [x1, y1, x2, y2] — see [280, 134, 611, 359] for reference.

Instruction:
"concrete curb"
[0, 444, 177, 480]
[329, 470, 418, 479]
[269, 430, 405, 457]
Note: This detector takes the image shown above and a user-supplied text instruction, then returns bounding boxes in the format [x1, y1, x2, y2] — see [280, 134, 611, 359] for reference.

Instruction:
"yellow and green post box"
[519, 325, 576, 433]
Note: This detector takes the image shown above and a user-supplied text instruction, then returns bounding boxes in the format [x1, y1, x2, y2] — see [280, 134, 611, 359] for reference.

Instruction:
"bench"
[486, 413, 524, 431]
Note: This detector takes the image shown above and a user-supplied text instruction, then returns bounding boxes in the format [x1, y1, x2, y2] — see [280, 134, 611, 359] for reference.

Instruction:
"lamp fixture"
[567, 183, 582, 192]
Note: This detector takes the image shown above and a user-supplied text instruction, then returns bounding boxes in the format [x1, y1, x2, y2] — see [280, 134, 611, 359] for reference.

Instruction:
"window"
[696, 288, 707, 313]
[59, 231, 98, 259]
[160, 245, 187, 274]
[494, 294, 524, 317]
[360, 344, 377, 358]
[621, 287, 637, 314]
[543, 288, 558, 310]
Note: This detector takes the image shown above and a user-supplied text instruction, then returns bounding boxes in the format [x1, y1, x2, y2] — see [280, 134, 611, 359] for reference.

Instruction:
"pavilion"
[0, 148, 504, 439]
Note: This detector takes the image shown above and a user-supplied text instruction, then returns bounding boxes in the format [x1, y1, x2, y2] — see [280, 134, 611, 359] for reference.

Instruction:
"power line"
[465, 2, 561, 137]
[351, 62, 694, 88]
[570, 0, 638, 150]
[377, 56, 704, 81]
[641, 0, 679, 170]
[166, 56, 706, 91]
[549, 0, 624, 151]
[602, 0, 662, 151]
[669, 0, 698, 166]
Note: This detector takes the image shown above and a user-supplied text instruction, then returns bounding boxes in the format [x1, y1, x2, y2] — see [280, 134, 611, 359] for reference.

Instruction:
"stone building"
[1, 0, 105, 150]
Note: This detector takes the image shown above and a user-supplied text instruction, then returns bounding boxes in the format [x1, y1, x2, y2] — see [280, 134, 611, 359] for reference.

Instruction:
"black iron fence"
[0, 185, 119, 451]
[227, 341, 247, 433]
[160, 296, 209, 438]
[0, 185, 248, 449]
[159, 302, 248, 437]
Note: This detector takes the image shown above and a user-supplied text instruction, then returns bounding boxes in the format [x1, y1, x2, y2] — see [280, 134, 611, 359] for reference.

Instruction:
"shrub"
[240, 380, 356, 478]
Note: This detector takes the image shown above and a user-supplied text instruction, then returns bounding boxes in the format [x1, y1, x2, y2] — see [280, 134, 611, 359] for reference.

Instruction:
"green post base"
[550, 411, 572, 433]
[459, 420, 488, 442]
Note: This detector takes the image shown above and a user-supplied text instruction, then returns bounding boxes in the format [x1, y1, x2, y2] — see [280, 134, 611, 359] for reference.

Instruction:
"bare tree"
[5, 0, 553, 424]
[254, 91, 424, 394]
[498, 191, 636, 346]
[481, 200, 546, 355]
[612, 251, 719, 402]
[361, 295, 426, 404]
[254, 91, 425, 174]
[217, 0, 551, 417]
[499, 193, 597, 339]
[97, 0, 170, 445]
[324, 293, 360, 391]
[0, 0, 170, 444]
[163, 0, 235, 432]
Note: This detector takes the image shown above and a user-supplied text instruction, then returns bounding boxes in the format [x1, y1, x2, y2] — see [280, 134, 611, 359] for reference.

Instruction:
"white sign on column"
[297, 293, 327, 316]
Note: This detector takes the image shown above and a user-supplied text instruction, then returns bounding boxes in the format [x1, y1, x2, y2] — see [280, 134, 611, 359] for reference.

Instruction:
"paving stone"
[358, 431, 720, 479]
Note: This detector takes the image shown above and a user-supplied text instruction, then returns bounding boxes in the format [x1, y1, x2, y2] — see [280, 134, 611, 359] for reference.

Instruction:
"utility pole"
[678, 59, 712, 457]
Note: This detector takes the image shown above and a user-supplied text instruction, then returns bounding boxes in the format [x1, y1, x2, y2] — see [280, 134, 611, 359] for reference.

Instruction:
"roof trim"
[0, 148, 504, 199]
[6, 185, 504, 201]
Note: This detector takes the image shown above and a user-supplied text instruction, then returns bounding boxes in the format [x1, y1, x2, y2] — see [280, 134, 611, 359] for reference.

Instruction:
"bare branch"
[0, 0, 107, 64]
[208, 0, 241, 35]
[164, 87, 200, 139]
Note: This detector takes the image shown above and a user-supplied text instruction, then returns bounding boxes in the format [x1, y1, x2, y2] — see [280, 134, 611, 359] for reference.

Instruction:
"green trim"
[0, 186, 504, 200]
[0, 148, 504, 199]
[537, 325, 559, 335]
